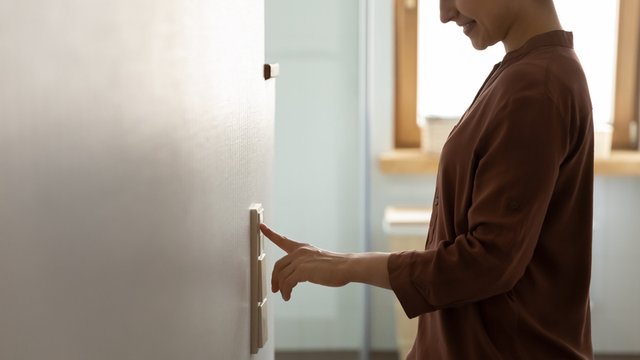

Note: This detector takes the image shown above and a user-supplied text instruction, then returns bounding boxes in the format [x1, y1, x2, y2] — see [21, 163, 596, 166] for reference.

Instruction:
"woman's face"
[440, 0, 523, 50]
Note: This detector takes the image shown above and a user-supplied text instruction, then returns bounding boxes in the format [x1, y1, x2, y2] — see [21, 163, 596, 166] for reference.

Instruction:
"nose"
[439, 0, 457, 23]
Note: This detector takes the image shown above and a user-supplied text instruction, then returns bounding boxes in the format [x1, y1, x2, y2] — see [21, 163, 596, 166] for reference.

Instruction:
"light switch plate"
[258, 297, 268, 345]
[249, 204, 267, 354]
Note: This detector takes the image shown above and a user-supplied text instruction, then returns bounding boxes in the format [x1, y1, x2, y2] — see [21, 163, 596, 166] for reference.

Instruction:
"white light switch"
[257, 257, 266, 302]
[250, 204, 268, 354]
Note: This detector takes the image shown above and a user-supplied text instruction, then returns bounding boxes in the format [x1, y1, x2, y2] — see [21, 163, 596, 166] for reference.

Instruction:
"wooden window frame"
[394, 0, 640, 150]
[612, 0, 640, 149]
[394, 0, 420, 148]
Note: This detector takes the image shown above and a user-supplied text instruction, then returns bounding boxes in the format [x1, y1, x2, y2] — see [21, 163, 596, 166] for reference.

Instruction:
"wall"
[366, 0, 430, 350]
[591, 177, 640, 353]
[265, 0, 365, 351]
[0, 1, 274, 359]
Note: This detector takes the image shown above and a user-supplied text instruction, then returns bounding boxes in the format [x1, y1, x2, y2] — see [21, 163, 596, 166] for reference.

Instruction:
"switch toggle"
[250, 204, 268, 354]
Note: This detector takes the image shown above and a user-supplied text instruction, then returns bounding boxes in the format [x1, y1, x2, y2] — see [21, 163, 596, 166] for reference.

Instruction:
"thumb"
[260, 223, 302, 254]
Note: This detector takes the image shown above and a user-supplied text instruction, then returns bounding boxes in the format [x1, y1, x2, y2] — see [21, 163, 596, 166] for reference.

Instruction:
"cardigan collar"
[502, 30, 574, 64]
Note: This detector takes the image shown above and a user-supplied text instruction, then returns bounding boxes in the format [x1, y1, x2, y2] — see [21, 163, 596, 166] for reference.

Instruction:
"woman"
[262, 0, 593, 358]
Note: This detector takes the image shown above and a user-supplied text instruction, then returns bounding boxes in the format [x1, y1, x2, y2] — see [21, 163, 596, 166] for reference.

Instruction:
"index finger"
[260, 223, 302, 254]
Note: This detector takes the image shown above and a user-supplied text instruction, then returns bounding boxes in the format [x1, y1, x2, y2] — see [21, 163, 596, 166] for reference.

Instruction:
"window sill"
[379, 149, 640, 176]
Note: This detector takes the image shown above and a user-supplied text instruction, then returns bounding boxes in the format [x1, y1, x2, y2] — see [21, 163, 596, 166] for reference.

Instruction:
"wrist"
[347, 252, 391, 289]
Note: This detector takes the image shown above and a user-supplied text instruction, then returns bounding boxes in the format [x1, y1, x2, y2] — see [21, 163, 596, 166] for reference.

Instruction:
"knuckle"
[293, 246, 315, 256]
[284, 279, 297, 289]
[278, 274, 288, 285]
[274, 256, 290, 270]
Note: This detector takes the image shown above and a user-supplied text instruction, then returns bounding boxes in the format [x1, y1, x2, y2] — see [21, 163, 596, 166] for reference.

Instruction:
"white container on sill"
[594, 122, 613, 158]
[419, 116, 459, 154]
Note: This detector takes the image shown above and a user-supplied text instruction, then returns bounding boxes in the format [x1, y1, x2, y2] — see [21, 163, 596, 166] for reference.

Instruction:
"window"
[417, 0, 504, 121]
[612, 0, 640, 149]
[394, 0, 420, 148]
[394, 0, 640, 150]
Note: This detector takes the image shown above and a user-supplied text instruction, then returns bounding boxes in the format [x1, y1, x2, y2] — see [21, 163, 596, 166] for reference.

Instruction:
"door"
[0, 0, 274, 359]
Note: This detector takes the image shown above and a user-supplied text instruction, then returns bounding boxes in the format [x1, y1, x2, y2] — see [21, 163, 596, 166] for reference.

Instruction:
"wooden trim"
[594, 150, 640, 175]
[394, 0, 420, 148]
[612, 0, 640, 149]
[379, 149, 439, 174]
[379, 149, 640, 176]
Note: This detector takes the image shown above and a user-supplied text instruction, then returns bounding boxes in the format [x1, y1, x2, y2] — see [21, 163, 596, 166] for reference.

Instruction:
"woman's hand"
[260, 223, 391, 301]
[259, 224, 351, 301]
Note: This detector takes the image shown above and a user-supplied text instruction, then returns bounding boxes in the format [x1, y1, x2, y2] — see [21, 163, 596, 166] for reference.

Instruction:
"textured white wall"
[0, 0, 275, 359]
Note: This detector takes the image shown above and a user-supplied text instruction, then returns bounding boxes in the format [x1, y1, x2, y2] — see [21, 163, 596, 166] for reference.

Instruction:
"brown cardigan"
[388, 31, 594, 359]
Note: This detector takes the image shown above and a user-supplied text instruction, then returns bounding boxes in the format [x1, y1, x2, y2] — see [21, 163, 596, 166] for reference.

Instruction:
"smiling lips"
[462, 21, 476, 35]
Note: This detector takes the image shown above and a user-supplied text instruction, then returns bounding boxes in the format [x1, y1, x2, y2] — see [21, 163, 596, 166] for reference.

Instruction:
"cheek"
[454, 0, 475, 17]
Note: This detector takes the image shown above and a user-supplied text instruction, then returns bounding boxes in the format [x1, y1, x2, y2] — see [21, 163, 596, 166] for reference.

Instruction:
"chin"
[470, 36, 498, 51]
[470, 39, 489, 51]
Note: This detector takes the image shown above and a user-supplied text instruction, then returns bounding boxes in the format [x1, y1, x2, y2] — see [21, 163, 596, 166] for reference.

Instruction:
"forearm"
[347, 252, 391, 290]
[263, 223, 392, 300]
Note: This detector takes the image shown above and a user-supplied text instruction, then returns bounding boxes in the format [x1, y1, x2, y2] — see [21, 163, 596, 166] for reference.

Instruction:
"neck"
[503, 1, 563, 52]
